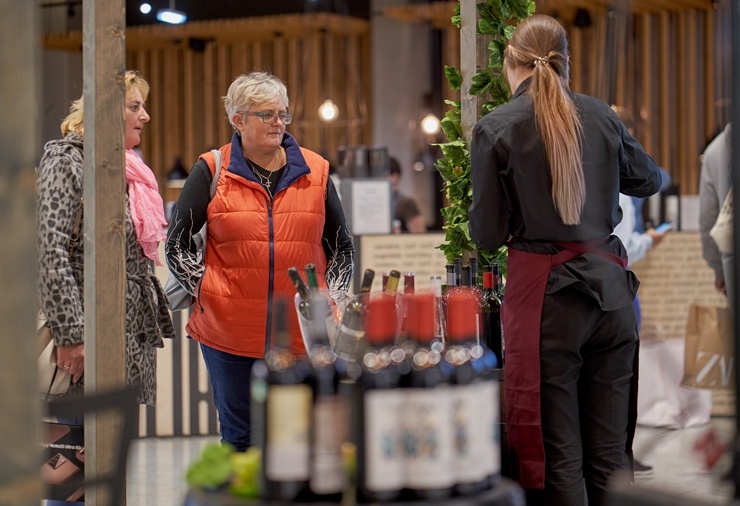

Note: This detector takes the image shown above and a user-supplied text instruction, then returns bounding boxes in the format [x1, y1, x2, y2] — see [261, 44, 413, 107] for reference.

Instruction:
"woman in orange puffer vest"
[165, 71, 354, 451]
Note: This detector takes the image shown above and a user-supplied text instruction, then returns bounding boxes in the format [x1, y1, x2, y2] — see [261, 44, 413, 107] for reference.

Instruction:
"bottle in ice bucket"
[359, 268, 375, 293]
[445, 288, 501, 493]
[305, 295, 348, 502]
[333, 297, 366, 362]
[288, 266, 312, 320]
[252, 298, 312, 502]
[403, 293, 455, 500]
[354, 295, 404, 503]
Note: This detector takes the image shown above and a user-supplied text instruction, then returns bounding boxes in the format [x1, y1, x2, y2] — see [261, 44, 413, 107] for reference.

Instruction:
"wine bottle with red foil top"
[481, 264, 503, 367]
[403, 272, 415, 295]
[305, 295, 348, 502]
[354, 296, 404, 503]
[252, 299, 312, 501]
[403, 293, 455, 499]
[445, 288, 500, 494]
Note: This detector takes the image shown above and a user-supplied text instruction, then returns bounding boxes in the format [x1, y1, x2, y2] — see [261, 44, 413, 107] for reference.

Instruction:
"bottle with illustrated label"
[445, 289, 500, 494]
[354, 296, 404, 503]
[252, 299, 313, 502]
[403, 293, 455, 499]
[305, 295, 348, 502]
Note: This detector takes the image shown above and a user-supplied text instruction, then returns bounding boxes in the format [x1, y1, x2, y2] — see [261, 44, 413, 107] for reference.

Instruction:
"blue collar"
[227, 131, 312, 196]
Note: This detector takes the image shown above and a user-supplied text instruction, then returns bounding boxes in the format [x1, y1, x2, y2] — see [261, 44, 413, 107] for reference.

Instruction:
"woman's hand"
[56, 343, 85, 383]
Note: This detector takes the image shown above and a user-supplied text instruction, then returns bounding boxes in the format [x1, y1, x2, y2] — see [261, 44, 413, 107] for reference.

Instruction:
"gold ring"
[64, 365, 70, 370]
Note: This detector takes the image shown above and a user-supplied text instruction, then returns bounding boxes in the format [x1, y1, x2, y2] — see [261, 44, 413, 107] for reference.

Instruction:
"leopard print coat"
[37, 133, 175, 405]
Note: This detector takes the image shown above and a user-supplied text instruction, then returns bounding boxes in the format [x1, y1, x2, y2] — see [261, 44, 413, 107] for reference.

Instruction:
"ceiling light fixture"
[156, 0, 186, 24]
[139, 3, 152, 14]
[318, 99, 339, 123]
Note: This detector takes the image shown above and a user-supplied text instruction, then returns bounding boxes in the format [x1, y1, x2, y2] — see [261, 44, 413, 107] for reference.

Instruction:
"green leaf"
[469, 69, 494, 96]
[444, 65, 463, 91]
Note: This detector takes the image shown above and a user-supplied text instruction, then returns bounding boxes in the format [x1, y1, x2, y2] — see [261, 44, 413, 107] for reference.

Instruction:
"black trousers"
[527, 287, 638, 506]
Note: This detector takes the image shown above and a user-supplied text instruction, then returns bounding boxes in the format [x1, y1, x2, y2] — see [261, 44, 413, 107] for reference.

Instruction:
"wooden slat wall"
[384, 0, 729, 197]
[122, 16, 371, 196]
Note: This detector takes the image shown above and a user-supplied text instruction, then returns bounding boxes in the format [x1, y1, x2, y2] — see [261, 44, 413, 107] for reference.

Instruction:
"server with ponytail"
[468, 14, 665, 506]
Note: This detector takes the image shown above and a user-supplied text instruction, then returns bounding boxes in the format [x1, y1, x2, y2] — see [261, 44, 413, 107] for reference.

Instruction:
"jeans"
[200, 343, 257, 451]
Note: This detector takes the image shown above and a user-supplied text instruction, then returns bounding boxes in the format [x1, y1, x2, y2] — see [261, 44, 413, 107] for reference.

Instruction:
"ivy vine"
[435, 0, 535, 270]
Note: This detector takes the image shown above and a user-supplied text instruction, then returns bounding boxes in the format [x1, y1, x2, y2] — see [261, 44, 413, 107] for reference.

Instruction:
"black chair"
[46, 385, 139, 506]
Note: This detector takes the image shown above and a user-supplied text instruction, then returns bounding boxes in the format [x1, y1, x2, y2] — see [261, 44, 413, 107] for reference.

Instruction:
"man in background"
[389, 156, 427, 233]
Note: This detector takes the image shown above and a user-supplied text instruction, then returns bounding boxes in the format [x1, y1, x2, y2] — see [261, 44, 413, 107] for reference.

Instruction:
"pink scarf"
[125, 149, 167, 265]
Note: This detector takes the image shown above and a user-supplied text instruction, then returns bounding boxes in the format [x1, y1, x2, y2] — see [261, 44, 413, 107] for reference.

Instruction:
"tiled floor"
[126, 418, 738, 505]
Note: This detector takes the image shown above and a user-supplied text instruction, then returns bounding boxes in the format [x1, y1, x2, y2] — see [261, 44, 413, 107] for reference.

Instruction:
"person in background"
[37, 70, 174, 403]
[468, 14, 662, 506]
[165, 71, 354, 452]
[389, 156, 427, 233]
[699, 123, 733, 307]
[37, 70, 175, 504]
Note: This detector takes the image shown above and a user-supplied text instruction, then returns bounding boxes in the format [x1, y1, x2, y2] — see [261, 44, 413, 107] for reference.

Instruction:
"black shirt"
[469, 78, 663, 250]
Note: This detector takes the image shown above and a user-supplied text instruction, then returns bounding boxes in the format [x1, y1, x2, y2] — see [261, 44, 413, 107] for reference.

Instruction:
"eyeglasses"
[241, 111, 293, 125]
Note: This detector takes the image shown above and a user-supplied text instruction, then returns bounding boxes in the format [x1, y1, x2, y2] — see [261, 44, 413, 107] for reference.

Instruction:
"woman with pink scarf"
[37, 70, 175, 412]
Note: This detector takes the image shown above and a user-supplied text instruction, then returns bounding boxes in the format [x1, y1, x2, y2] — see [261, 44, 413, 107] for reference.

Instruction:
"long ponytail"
[507, 15, 585, 225]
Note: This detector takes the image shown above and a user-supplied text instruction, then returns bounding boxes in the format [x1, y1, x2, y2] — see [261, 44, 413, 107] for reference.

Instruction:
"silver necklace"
[245, 148, 281, 196]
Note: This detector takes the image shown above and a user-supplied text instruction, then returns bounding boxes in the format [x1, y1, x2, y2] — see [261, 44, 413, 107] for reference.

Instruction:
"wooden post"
[82, 1, 127, 505]
[460, 0, 488, 141]
[0, 0, 41, 504]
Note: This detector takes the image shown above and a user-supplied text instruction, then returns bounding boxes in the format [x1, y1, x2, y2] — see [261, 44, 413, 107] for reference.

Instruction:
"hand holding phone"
[654, 222, 673, 234]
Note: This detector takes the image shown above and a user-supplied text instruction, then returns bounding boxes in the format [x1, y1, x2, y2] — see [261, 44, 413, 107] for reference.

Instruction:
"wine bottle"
[384, 270, 401, 293]
[354, 296, 404, 503]
[452, 258, 462, 286]
[461, 265, 472, 287]
[430, 275, 446, 352]
[492, 263, 504, 302]
[381, 272, 389, 292]
[403, 272, 415, 295]
[359, 268, 375, 293]
[254, 299, 312, 501]
[481, 265, 503, 367]
[445, 288, 499, 494]
[305, 296, 348, 502]
[333, 298, 366, 362]
[288, 266, 312, 320]
[305, 263, 319, 292]
[403, 293, 455, 499]
[470, 257, 480, 288]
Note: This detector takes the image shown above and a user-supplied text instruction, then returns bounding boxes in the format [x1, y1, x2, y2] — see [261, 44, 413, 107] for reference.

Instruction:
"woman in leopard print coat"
[37, 71, 175, 405]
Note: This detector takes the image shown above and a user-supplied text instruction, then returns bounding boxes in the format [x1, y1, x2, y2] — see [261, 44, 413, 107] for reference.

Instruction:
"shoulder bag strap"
[209, 149, 222, 200]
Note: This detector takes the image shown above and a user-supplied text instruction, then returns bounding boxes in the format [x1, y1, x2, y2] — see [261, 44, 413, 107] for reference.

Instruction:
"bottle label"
[266, 384, 312, 480]
[364, 389, 405, 491]
[403, 387, 456, 489]
[311, 395, 349, 494]
[452, 383, 488, 483]
[478, 380, 501, 476]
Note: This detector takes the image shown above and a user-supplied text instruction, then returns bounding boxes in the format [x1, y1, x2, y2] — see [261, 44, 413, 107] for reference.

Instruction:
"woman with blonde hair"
[37, 70, 174, 408]
[469, 14, 664, 505]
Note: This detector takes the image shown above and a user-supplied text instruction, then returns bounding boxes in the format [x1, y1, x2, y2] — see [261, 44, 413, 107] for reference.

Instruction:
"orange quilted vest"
[186, 133, 328, 357]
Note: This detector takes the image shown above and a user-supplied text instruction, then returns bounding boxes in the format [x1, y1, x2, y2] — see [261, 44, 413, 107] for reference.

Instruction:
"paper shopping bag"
[681, 304, 734, 389]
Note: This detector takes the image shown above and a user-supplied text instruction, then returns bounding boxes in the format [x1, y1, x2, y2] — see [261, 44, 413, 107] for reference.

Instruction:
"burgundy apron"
[502, 240, 628, 489]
